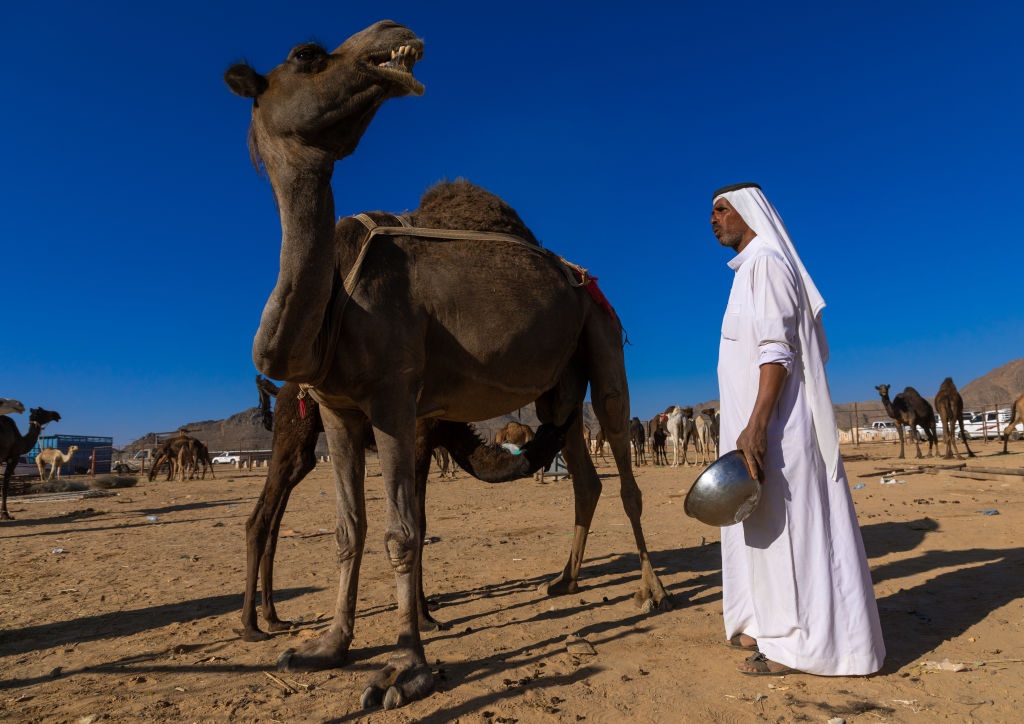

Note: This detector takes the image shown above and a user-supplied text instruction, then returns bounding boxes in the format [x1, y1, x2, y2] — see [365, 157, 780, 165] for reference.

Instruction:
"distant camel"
[1, 408, 61, 519]
[36, 445, 79, 481]
[0, 399, 24, 416]
[593, 428, 607, 459]
[934, 378, 974, 460]
[630, 417, 646, 466]
[702, 408, 720, 459]
[876, 384, 939, 459]
[494, 421, 535, 447]
[651, 428, 668, 465]
[694, 413, 712, 466]
[1001, 394, 1024, 454]
[193, 440, 216, 479]
[431, 447, 456, 479]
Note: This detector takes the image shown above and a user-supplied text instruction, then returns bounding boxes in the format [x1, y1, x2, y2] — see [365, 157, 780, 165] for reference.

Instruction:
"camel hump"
[413, 179, 540, 246]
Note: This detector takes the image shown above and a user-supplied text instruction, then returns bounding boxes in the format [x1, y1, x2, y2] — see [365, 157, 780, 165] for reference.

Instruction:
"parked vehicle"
[960, 409, 1022, 440]
[212, 451, 241, 464]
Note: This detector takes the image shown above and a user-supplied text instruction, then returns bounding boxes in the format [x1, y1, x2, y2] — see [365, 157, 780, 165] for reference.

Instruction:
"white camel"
[0, 399, 25, 416]
[36, 445, 79, 481]
[665, 406, 685, 466]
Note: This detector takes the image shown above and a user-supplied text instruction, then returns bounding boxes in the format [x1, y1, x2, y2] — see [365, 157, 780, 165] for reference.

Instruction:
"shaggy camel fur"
[241, 380, 567, 642]
[240, 181, 568, 642]
[876, 384, 939, 459]
[934, 378, 974, 460]
[226, 21, 669, 708]
[0, 399, 24, 416]
[36, 445, 79, 481]
[1, 408, 61, 519]
[494, 420, 535, 447]
[1002, 394, 1024, 454]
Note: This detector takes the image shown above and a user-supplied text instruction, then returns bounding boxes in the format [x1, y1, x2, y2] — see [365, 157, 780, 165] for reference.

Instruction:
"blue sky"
[2, 1, 1022, 442]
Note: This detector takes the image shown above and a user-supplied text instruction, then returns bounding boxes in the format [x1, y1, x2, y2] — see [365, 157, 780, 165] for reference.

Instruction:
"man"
[711, 183, 884, 676]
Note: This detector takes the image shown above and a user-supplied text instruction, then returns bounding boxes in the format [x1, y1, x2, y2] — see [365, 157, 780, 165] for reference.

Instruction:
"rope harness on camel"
[296, 212, 624, 416]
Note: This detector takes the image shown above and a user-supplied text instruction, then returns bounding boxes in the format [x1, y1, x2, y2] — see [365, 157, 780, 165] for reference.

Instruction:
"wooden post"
[853, 403, 860, 446]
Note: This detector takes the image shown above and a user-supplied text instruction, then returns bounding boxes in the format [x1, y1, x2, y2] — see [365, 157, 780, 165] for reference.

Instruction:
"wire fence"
[838, 401, 1022, 445]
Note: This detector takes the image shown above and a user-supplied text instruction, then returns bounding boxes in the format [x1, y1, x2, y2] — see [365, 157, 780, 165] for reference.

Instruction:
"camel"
[629, 417, 647, 466]
[876, 384, 939, 459]
[651, 427, 668, 465]
[240, 181, 574, 642]
[1001, 393, 1024, 454]
[1, 408, 61, 519]
[241, 380, 568, 642]
[702, 407, 720, 459]
[36, 445, 79, 481]
[934, 378, 974, 460]
[226, 21, 669, 708]
[0, 399, 24, 416]
[592, 427, 607, 459]
[693, 412, 712, 466]
[494, 420, 535, 447]
[193, 440, 216, 479]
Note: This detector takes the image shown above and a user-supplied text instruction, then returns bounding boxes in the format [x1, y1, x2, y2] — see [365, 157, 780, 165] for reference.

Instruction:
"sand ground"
[2, 439, 1023, 723]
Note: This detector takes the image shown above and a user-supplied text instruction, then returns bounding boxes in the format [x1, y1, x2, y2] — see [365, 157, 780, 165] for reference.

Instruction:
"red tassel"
[299, 398, 307, 420]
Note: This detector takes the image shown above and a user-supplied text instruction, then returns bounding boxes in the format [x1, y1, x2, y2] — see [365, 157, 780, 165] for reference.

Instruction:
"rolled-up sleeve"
[748, 254, 800, 374]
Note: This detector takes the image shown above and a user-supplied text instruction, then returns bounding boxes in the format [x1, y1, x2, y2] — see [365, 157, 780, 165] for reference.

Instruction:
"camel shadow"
[874, 547, 1024, 669]
[0, 587, 319, 660]
[860, 517, 938, 560]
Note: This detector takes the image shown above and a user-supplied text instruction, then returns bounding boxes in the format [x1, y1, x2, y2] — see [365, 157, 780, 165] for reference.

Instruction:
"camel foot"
[239, 627, 271, 643]
[276, 633, 349, 672]
[265, 618, 295, 633]
[360, 654, 433, 710]
[418, 611, 450, 632]
[635, 587, 673, 614]
[0, 511, 12, 521]
[540, 574, 579, 597]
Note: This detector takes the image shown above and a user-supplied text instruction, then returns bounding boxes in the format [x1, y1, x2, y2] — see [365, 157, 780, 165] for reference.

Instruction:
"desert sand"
[2, 439, 1023, 722]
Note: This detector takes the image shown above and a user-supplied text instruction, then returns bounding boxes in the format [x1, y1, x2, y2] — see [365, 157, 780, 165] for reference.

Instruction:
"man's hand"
[736, 421, 768, 483]
[737, 362, 788, 484]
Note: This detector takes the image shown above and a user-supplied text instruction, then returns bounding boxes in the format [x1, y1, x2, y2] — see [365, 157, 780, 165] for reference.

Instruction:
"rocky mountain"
[960, 358, 1024, 408]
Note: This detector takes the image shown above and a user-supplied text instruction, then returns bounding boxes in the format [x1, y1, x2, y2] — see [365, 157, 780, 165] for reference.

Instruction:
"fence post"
[854, 403, 860, 446]
[995, 402, 1002, 439]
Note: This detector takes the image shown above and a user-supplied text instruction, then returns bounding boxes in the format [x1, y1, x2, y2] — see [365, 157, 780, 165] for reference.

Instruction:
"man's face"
[710, 197, 754, 250]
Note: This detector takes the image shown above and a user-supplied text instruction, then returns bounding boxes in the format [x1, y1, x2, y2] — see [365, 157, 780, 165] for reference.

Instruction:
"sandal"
[724, 634, 758, 651]
[738, 652, 797, 676]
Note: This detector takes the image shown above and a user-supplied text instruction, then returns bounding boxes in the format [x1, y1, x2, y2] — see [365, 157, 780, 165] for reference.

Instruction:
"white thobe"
[718, 236, 885, 676]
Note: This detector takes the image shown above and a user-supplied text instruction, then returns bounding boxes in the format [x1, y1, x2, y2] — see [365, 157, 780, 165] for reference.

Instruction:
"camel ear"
[224, 63, 268, 98]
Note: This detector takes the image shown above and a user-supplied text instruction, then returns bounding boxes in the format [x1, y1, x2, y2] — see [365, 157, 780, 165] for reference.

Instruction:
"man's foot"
[724, 633, 758, 650]
[737, 652, 797, 676]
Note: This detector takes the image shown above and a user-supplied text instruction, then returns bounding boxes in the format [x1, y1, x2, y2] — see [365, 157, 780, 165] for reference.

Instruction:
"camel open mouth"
[365, 42, 424, 95]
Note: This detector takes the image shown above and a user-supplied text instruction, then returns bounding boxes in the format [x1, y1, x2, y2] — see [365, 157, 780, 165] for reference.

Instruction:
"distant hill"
[960, 358, 1024, 408]
[129, 358, 1024, 450]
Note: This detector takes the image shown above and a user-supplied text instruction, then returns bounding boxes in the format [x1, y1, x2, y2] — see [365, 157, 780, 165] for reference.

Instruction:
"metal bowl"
[684, 450, 762, 527]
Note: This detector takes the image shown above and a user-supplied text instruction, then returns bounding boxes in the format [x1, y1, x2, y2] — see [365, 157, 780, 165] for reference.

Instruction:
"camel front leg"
[360, 397, 432, 710]
[1, 462, 13, 520]
[277, 407, 367, 673]
[897, 425, 906, 459]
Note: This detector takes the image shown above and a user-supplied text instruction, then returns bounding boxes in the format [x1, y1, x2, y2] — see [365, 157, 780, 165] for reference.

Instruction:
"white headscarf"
[714, 185, 841, 481]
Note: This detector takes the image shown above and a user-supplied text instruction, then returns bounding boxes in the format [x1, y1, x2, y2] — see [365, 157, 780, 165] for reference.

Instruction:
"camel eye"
[289, 44, 326, 66]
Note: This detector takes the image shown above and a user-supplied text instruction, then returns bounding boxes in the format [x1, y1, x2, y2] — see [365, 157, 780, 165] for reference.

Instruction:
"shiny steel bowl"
[684, 450, 762, 527]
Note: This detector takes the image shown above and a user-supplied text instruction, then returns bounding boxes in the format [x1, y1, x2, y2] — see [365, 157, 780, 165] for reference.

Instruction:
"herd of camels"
[1, 19, 1023, 712]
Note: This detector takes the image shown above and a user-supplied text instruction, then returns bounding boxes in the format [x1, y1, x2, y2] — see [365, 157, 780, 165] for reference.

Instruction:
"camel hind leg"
[538, 316, 671, 612]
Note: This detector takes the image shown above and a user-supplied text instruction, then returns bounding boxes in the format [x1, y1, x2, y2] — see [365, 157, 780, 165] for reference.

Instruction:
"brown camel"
[629, 417, 646, 466]
[241, 380, 568, 642]
[593, 427, 606, 459]
[242, 179, 570, 641]
[494, 420, 535, 447]
[226, 20, 668, 708]
[1001, 393, 1024, 454]
[934, 378, 974, 460]
[1, 408, 61, 519]
[876, 384, 939, 459]
[702, 407, 720, 460]
[257, 375, 281, 431]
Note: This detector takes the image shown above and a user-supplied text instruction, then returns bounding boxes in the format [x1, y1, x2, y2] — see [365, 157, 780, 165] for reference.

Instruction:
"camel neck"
[20, 422, 42, 456]
[253, 158, 339, 381]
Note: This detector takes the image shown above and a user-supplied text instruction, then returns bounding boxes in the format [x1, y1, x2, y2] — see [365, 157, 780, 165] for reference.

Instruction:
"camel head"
[29, 408, 61, 427]
[875, 384, 890, 398]
[701, 408, 716, 418]
[225, 20, 424, 169]
[67, 445, 80, 457]
[682, 406, 694, 418]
